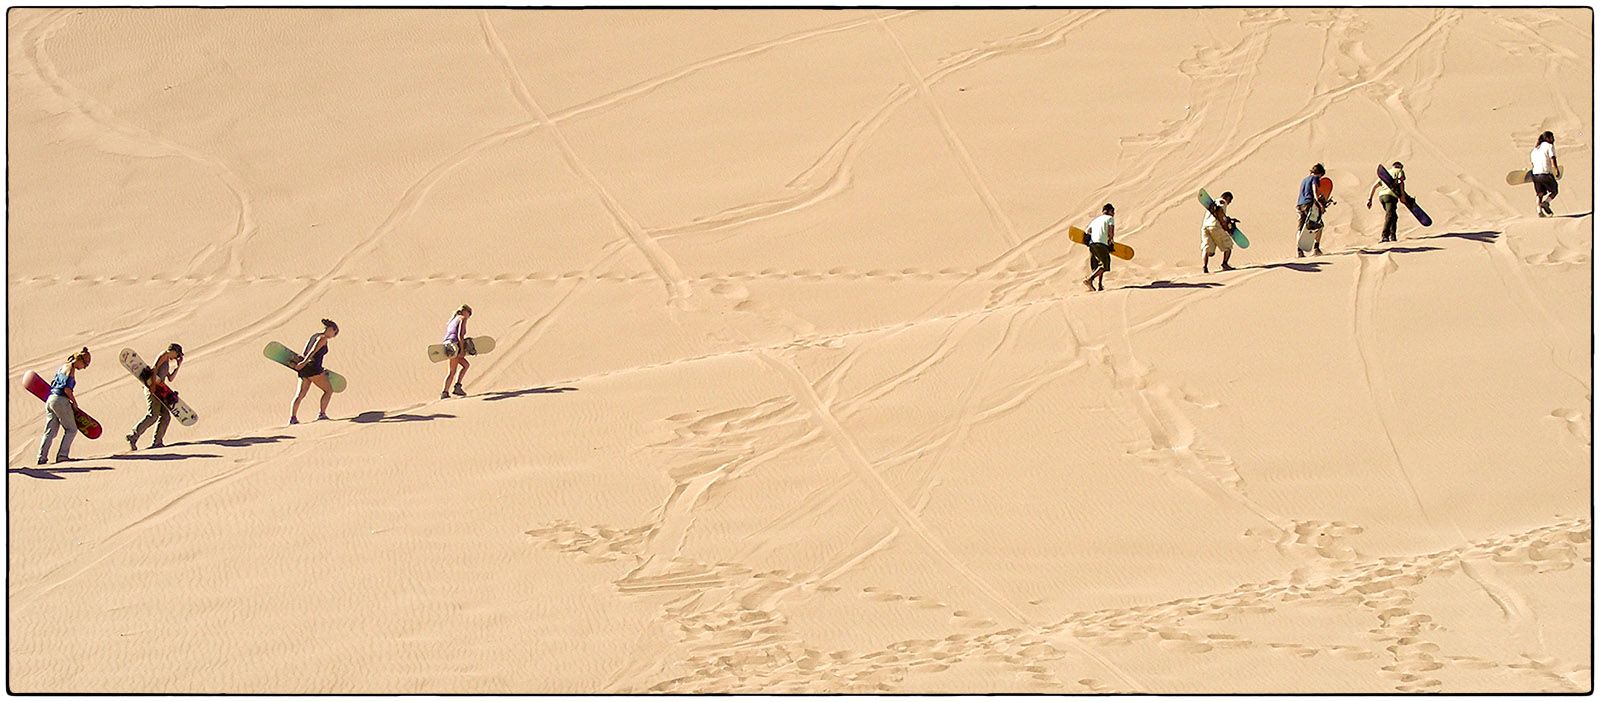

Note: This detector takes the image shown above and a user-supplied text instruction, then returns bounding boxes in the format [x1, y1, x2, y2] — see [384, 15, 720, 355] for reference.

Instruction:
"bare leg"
[312, 374, 333, 417]
[443, 357, 460, 393]
[290, 377, 312, 421]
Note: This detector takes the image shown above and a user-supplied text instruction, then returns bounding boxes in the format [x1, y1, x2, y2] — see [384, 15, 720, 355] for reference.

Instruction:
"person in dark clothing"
[290, 319, 339, 424]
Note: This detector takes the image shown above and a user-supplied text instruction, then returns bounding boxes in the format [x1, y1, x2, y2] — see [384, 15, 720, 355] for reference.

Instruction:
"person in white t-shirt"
[1530, 131, 1561, 217]
[1082, 203, 1115, 292]
[1201, 191, 1236, 273]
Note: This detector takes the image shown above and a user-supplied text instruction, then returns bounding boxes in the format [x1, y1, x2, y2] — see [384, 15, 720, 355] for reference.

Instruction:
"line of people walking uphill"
[26, 133, 1571, 463]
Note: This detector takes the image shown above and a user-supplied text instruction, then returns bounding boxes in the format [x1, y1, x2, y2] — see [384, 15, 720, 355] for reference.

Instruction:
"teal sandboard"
[1199, 189, 1249, 248]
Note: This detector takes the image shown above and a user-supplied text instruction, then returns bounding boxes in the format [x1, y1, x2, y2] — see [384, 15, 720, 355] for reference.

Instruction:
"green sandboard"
[263, 341, 348, 393]
[1198, 189, 1249, 248]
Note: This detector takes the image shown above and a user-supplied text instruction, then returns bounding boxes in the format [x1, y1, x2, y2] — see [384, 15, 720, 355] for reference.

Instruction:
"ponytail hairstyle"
[67, 346, 91, 368]
[320, 318, 339, 333]
[455, 304, 473, 318]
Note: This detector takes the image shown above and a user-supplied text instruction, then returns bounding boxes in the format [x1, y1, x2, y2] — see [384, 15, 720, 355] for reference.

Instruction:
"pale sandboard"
[427, 336, 496, 363]
[1299, 177, 1334, 253]
[119, 348, 198, 426]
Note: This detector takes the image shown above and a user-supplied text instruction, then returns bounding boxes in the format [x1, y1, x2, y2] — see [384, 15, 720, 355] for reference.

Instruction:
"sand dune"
[7, 7, 1591, 693]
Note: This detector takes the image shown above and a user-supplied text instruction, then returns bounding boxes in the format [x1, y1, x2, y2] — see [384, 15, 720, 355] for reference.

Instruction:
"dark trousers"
[1380, 195, 1398, 240]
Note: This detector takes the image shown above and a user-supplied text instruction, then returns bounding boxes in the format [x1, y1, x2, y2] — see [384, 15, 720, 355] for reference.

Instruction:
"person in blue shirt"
[36, 347, 90, 464]
[1297, 163, 1327, 257]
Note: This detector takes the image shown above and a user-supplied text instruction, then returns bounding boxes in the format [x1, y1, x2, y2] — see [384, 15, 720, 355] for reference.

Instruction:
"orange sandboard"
[1068, 226, 1135, 260]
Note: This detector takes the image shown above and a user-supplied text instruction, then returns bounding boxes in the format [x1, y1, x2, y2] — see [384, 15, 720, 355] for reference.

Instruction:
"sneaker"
[1221, 263, 1235, 271]
[151, 441, 164, 450]
[452, 384, 466, 397]
[126, 433, 138, 451]
[54, 456, 74, 463]
[316, 413, 330, 421]
[440, 390, 450, 399]
[1297, 250, 1305, 258]
[1313, 247, 1323, 256]
[288, 417, 299, 425]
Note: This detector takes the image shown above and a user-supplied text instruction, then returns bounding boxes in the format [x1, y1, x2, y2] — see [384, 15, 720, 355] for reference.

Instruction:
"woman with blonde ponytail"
[440, 304, 472, 399]
[36, 347, 91, 464]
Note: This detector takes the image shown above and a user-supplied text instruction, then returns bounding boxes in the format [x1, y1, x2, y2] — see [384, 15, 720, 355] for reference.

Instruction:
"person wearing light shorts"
[440, 304, 472, 399]
[1202, 191, 1236, 273]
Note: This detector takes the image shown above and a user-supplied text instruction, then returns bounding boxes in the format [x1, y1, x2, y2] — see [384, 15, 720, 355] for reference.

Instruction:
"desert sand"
[6, 7, 1593, 693]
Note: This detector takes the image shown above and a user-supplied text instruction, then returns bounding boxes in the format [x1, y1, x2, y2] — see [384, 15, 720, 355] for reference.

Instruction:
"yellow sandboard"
[1068, 226, 1135, 260]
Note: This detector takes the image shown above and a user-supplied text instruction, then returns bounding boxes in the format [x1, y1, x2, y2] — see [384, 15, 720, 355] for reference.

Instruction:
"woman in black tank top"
[290, 319, 339, 424]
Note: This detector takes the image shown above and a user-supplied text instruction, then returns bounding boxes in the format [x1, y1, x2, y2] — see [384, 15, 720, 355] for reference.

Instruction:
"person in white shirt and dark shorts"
[1531, 131, 1561, 217]
[1083, 203, 1115, 292]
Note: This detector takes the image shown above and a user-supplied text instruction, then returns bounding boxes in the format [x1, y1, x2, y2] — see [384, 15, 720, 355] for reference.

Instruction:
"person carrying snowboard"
[126, 343, 184, 450]
[36, 347, 91, 465]
[1202, 191, 1237, 273]
[440, 304, 473, 399]
[1366, 161, 1405, 243]
[1082, 203, 1115, 292]
[290, 319, 338, 424]
[1531, 131, 1561, 217]
[1297, 163, 1328, 257]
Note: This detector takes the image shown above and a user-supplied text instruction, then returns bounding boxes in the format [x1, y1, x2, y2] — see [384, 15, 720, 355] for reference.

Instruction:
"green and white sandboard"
[263, 341, 348, 393]
[1199, 189, 1249, 248]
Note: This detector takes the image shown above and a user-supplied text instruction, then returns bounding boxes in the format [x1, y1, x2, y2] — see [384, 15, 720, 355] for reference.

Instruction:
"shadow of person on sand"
[481, 387, 579, 402]
[110, 452, 223, 461]
[1421, 231, 1499, 243]
[9, 465, 113, 480]
[165, 434, 294, 449]
[1251, 261, 1330, 273]
[1124, 280, 1223, 290]
[350, 411, 456, 424]
[1357, 245, 1442, 255]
